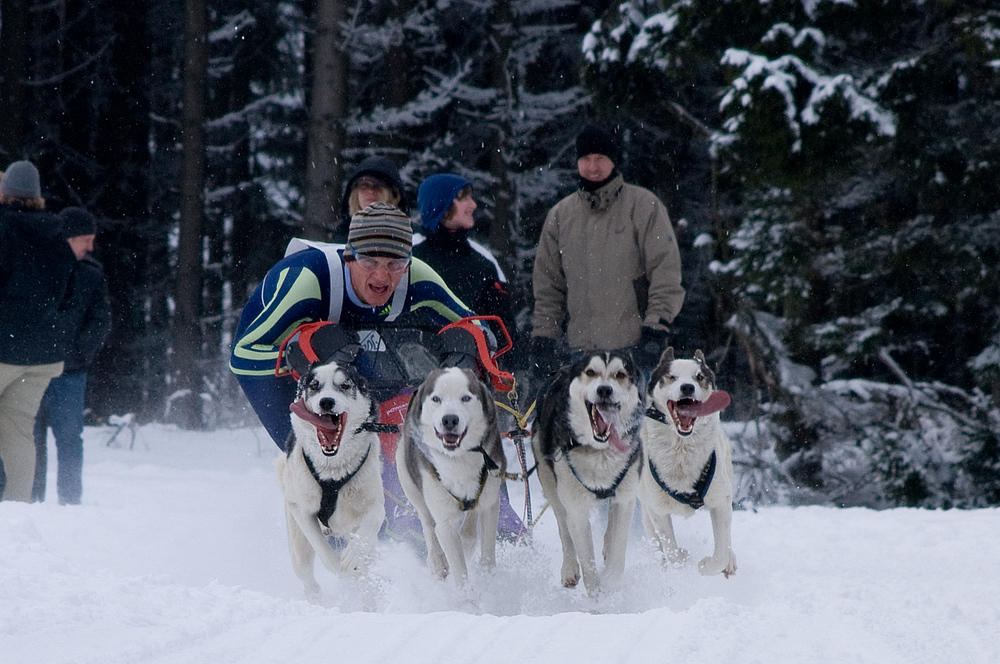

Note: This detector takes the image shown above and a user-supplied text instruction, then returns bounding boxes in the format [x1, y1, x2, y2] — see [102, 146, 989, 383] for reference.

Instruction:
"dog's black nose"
[319, 397, 335, 412]
[680, 383, 695, 398]
[441, 413, 460, 431]
[596, 384, 613, 401]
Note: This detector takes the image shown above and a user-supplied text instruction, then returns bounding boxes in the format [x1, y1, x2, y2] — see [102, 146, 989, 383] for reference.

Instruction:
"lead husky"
[640, 348, 736, 577]
[531, 351, 644, 594]
[275, 360, 386, 603]
[397, 367, 506, 587]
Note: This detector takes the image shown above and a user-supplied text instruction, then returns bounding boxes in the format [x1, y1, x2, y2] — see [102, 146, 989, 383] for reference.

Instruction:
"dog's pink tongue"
[289, 399, 338, 431]
[676, 391, 731, 418]
[607, 427, 632, 454]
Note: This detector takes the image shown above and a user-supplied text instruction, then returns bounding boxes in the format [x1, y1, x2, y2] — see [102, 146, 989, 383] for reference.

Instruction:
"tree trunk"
[303, 0, 348, 241]
[174, 0, 208, 429]
[487, 0, 515, 259]
[0, 0, 29, 159]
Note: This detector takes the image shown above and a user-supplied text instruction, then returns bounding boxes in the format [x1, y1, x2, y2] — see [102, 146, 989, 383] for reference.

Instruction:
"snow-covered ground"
[3, 423, 998, 663]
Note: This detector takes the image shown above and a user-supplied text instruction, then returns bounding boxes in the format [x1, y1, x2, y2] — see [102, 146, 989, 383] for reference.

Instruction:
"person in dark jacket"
[413, 174, 513, 336]
[0, 160, 77, 502]
[32, 207, 111, 505]
[331, 155, 406, 242]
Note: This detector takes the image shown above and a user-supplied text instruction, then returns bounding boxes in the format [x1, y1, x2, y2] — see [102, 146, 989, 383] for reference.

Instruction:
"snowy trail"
[2, 424, 999, 663]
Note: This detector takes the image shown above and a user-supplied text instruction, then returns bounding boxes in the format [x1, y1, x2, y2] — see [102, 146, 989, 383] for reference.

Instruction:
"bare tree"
[0, 0, 29, 159]
[303, 0, 349, 240]
[174, 0, 208, 428]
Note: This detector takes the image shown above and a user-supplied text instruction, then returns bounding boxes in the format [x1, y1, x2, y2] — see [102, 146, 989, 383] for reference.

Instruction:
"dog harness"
[565, 443, 640, 500]
[427, 445, 500, 512]
[301, 444, 372, 528]
[647, 450, 717, 510]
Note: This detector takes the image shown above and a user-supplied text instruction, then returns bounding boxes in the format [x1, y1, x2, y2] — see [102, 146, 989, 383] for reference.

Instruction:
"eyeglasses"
[355, 254, 410, 274]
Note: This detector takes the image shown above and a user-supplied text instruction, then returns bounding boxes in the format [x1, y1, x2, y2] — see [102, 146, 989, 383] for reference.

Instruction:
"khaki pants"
[0, 361, 63, 502]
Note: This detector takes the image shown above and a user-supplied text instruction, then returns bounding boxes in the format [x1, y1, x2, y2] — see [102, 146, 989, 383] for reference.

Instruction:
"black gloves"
[529, 336, 564, 388]
[285, 324, 360, 378]
[634, 326, 668, 372]
[438, 326, 480, 371]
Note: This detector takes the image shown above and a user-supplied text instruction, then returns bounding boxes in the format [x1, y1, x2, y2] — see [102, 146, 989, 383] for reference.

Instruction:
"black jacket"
[0, 205, 77, 365]
[412, 229, 513, 333]
[57, 255, 112, 374]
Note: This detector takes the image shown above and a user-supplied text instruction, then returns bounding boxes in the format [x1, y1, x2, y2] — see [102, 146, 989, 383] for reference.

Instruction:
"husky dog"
[275, 360, 385, 603]
[531, 351, 645, 593]
[397, 367, 506, 587]
[640, 348, 736, 577]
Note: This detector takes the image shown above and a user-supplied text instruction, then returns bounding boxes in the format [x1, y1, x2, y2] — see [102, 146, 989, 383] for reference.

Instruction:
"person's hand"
[634, 326, 668, 372]
[529, 336, 563, 386]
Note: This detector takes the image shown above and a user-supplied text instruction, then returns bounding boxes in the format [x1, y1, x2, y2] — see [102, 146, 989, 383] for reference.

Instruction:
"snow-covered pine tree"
[340, 0, 590, 350]
[585, 0, 1000, 505]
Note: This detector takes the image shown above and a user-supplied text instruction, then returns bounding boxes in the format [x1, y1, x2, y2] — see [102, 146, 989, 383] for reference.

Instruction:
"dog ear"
[694, 349, 716, 387]
[661, 346, 675, 366]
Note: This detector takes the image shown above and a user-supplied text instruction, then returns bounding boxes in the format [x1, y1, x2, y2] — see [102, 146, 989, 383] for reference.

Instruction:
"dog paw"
[561, 562, 581, 589]
[698, 553, 737, 577]
[339, 541, 372, 577]
[663, 547, 689, 566]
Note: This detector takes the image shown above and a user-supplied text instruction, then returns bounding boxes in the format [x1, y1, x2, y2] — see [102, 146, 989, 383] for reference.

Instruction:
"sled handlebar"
[439, 316, 515, 392]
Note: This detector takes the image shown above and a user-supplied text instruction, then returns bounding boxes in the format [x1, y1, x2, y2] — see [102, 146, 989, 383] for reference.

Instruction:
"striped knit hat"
[345, 202, 413, 260]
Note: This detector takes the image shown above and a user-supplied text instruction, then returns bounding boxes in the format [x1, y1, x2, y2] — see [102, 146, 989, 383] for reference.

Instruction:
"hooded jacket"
[532, 173, 685, 352]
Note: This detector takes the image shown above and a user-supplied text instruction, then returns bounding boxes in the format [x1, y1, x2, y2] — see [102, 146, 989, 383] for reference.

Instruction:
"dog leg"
[476, 482, 502, 569]
[699, 505, 737, 577]
[563, 502, 599, 594]
[642, 506, 688, 565]
[436, 509, 469, 587]
[284, 504, 322, 603]
[602, 496, 634, 586]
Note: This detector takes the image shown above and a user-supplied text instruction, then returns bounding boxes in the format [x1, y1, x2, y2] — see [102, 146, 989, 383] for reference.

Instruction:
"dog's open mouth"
[666, 391, 732, 437]
[435, 429, 467, 450]
[315, 412, 346, 456]
[667, 399, 700, 436]
[586, 401, 632, 453]
[289, 399, 346, 456]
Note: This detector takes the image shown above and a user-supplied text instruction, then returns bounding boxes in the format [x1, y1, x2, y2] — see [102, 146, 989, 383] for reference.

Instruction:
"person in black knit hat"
[530, 122, 685, 388]
[32, 207, 111, 504]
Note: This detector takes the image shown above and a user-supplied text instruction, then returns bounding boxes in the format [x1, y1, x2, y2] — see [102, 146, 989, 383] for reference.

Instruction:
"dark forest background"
[3, 0, 1000, 507]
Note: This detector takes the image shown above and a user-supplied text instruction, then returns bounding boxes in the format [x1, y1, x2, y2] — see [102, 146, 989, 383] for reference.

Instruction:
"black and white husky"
[397, 367, 506, 588]
[531, 351, 645, 594]
[275, 361, 385, 603]
[640, 348, 736, 577]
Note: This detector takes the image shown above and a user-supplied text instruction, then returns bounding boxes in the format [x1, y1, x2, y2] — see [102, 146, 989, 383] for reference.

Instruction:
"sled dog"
[397, 367, 506, 587]
[275, 360, 385, 603]
[531, 351, 644, 593]
[640, 348, 736, 577]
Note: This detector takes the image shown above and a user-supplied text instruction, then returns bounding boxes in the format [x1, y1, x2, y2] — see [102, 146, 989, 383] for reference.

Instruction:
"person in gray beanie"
[530, 122, 685, 387]
[33, 207, 111, 504]
[0, 160, 77, 502]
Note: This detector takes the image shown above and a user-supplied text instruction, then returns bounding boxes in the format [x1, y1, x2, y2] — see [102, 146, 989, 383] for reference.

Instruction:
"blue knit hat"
[417, 174, 471, 233]
[1, 160, 41, 198]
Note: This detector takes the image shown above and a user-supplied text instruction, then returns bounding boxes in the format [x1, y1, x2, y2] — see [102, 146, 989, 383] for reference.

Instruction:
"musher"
[230, 202, 522, 540]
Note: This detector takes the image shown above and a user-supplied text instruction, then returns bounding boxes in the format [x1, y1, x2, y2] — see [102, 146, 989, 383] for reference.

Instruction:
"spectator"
[32, 207, 111, 505]
[530, 123, 685, 384]
[0, 160, 77, 502]
[413, 174, 513, 335]
[332, 156, 406, 242]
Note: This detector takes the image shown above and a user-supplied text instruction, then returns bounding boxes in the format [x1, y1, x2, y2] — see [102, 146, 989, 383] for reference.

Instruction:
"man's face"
[347, 254, 410, 307]
[67, 235, 95, 260]
[577, 153, 615, 183]
[442, 187, 477, 231]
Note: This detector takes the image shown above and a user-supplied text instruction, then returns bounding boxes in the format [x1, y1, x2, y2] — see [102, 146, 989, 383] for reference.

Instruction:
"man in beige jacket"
[530, 123, 685, 383]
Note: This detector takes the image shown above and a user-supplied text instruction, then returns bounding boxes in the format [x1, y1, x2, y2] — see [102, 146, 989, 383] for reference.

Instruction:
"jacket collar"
[577, 173, 624, 212]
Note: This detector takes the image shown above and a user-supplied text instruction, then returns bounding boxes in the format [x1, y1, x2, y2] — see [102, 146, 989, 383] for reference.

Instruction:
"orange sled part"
[438, 316, 515, 392]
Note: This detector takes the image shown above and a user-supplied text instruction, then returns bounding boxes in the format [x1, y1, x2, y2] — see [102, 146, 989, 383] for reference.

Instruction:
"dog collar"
[566, 444, 639, 500]
[645, 404, 671, 426]
[302, 444, 372, 527]
[647, 450, 717, 510]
